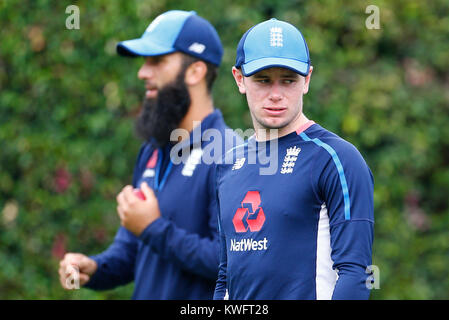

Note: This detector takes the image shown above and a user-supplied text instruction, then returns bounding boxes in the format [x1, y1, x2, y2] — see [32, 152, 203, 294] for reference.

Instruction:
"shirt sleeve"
[84, 144, 147, 290]
[314, 139, 374, 300]
[138, 164, 220, 280]
[213, 166, 227, 299]
[84, 227, 138, 290]
[213, 221, 228, 299]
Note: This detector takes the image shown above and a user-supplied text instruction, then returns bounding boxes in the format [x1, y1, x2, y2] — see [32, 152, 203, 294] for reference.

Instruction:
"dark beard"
[134, 71, 191, 147]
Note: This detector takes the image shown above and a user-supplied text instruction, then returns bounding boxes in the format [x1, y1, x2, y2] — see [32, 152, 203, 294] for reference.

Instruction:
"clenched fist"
[58, 253, 97, 290]
[116, 182, 161, 236]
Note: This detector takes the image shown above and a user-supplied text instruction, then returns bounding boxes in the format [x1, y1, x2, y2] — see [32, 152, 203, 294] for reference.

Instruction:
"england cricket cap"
[117, 10, 223, 66]
[235, 18, 310, 76]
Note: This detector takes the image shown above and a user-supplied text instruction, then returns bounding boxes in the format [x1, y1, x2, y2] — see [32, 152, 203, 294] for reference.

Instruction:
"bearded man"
[58, 10, 239, 300]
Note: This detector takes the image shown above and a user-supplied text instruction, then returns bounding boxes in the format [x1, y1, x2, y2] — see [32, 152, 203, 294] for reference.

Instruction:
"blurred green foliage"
[1, 0, 448, 299]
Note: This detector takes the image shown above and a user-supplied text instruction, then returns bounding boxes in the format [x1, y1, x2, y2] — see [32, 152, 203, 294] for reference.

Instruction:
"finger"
[58, 267, 66, 281]
[122, 185, 135, 204]
[78, 255, 90, 270]
[59, 259, 66, 268]
[79, 273, 90, 286]
[61, 252, 75, 264]
[117, 205, 125, 221]
[59, 262, 71, 275]
[65, 252, 85, 263]
[118, 193, 131, 213]
[141, 182, 155, 200]
[119, 200, 130, 215]
[60, 253, 80, 270]
[133, 188, 146, 201]
[60, 273, 68, 289]
[116, 190, 125, 206]
[59, 259, 67, 271]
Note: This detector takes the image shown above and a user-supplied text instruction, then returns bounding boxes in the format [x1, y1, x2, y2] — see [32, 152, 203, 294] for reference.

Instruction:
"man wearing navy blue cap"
[58, 10, 241, 299]
[213, 19, 374, 299]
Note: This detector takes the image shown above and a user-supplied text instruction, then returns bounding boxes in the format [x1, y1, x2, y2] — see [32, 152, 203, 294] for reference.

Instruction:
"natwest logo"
[232, 191, 266, 233]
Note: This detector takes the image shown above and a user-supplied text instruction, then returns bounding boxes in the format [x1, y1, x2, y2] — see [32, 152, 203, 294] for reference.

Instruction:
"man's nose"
[138, 63, 153, 80]
[268, 82, 283, 102]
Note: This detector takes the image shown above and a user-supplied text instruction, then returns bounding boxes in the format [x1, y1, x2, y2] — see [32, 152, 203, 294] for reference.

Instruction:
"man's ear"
[303, 65, 313, 94]
[184, 61, 207, 86]
[232, 66, 246, 94]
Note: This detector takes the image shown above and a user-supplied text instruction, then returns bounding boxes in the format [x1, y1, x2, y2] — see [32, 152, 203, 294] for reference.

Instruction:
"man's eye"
[257, 79, 270, 83]
[283, 79, 296, 84]
[148, 56, 163, 65]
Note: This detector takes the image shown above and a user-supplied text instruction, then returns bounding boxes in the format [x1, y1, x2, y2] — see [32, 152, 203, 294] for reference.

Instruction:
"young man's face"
[138, 52, 184, 99]
[233, 66, 312, 135]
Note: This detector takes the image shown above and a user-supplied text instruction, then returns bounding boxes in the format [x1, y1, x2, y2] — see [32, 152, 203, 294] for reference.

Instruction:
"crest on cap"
[270, 27, 283, 47]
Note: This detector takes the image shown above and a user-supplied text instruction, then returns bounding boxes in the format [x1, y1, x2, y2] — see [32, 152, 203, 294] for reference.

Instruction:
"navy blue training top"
[85, 109, 242, 299]
[214, 121, 374, 300]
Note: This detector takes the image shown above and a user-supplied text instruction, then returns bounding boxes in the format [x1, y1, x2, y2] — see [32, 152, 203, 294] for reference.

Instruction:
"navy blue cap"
[117, 10, 223, 66]
[235, 18, 310, 76]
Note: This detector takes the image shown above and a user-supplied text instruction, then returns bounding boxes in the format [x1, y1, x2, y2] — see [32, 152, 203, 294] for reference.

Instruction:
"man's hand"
[116, 182, 161, 236]
[58, 253, 97, 290]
